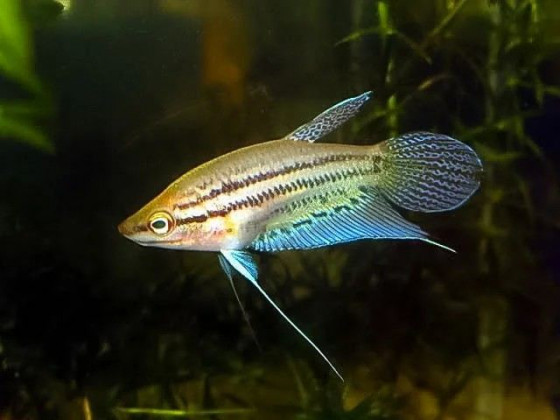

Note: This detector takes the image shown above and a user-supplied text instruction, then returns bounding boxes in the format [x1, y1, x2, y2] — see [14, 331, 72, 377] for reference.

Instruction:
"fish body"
[119, 92, 483, 381]
[118, 139, 387, 251]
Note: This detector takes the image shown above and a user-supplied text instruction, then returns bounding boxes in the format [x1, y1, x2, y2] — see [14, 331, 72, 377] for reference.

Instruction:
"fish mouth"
[118, 219, 134, 238]
[118, 219, 164, 246]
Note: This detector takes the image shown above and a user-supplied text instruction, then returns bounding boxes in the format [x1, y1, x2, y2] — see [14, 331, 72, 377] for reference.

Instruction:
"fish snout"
[118, 218, 133, 237]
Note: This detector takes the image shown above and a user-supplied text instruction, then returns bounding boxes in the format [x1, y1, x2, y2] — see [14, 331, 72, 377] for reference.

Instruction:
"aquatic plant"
[0, 0, 59, 152]
[339, 0, 560, 417]
[0, 1, 559, 419]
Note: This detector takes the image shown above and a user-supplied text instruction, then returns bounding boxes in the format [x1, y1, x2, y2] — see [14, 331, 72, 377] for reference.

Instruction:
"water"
[1, 0, 559, 419]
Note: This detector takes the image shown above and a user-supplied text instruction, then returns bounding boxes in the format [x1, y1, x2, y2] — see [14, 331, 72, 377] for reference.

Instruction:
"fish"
[118, 91, 483, 381]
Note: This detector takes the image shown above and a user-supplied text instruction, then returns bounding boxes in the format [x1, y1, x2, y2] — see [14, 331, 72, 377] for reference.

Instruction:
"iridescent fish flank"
[118, 92, 483, 381]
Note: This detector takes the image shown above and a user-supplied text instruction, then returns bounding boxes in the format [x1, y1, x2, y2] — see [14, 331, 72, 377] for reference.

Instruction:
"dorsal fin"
[285, 91, 372, 142]
[219, 250, 344, 381]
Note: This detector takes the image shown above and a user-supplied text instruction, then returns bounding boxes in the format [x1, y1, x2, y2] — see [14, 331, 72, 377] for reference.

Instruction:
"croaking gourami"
[118, 92, 483, 380]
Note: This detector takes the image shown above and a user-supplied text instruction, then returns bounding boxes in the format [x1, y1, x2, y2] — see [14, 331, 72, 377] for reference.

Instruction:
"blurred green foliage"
[338, 0, 560, 417]
[0, 0, 60, 152]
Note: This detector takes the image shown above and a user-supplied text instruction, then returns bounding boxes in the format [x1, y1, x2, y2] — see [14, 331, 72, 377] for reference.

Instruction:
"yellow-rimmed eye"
[148, 212, 174, 235]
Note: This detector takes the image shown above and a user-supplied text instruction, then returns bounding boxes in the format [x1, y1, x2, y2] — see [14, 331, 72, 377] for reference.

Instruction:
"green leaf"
[114, 407, 255, 417]
[416, 74, 453, 92]
[473, 143, 521, 163]
[336, 28, 383, 46]
[0, 100, 52, 119]
[336, 27, 431, 63]
[0, 0, 43, 93]
[0, 0, 31, 65]
[393, 31, 432, 63]
[0, 0, 53, 152]
[0, 115, 53, 152]
[423, 0, 469, 47]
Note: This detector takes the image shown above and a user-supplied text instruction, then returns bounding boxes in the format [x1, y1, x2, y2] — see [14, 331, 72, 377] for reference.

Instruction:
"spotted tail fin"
[379, 132, 482, 213]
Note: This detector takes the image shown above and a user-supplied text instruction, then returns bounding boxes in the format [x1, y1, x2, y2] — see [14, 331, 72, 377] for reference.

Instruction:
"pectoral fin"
[285, 91, 372, 142]
[219, 249, 344, 381]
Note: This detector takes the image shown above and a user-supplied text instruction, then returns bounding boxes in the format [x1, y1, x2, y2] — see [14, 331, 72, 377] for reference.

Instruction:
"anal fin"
[251, 187, 455, 253]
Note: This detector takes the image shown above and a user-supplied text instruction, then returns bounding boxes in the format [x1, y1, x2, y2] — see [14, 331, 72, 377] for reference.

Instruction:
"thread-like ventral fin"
[219, 249, 344, 381]
[285, 91, 372, 142]
[218, 253, 261, 351]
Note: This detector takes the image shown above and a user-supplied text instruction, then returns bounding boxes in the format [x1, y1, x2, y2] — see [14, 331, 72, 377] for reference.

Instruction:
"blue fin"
[220, 250, 258, 283]
[381, 132, 483, 212]
[218, 253, 261, 351]
[250, 187, 455, 253]
[219, 250, 344, 381]
[285, 91, 372, 142]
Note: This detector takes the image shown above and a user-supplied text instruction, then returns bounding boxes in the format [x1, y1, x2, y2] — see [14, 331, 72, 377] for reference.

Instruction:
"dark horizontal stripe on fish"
[174, 153, 382, 211]
[175, 210, 233, 226]
[175, 214, 208, 226]
[172, 161, 382, 226]
[217, 162, 380, 216]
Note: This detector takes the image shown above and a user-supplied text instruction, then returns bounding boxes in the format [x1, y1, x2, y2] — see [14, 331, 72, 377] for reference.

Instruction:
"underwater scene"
[1, 0, 560, 419]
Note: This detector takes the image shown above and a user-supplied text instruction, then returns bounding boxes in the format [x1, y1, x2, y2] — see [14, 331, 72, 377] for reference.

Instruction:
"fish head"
[118, 186, 236, 251]
[118, 190, 184, 249]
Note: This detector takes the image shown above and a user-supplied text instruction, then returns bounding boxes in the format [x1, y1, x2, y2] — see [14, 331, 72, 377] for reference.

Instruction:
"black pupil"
[152, 219, 167, 230]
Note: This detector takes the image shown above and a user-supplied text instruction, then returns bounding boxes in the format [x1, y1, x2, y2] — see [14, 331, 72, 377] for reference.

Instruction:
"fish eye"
[148, 211, 175, 235]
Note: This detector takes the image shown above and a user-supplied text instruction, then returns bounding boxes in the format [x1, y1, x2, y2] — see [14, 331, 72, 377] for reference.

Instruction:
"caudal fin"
[379, 132, 482, 213]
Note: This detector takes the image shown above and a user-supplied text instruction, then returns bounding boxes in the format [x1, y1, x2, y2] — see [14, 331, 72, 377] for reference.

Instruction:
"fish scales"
[118, 92, 483, 381]
[167, 139, 385, 249]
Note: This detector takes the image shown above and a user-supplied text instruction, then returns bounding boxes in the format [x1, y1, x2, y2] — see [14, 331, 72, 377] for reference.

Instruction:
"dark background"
[1, 0, 560, 418]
